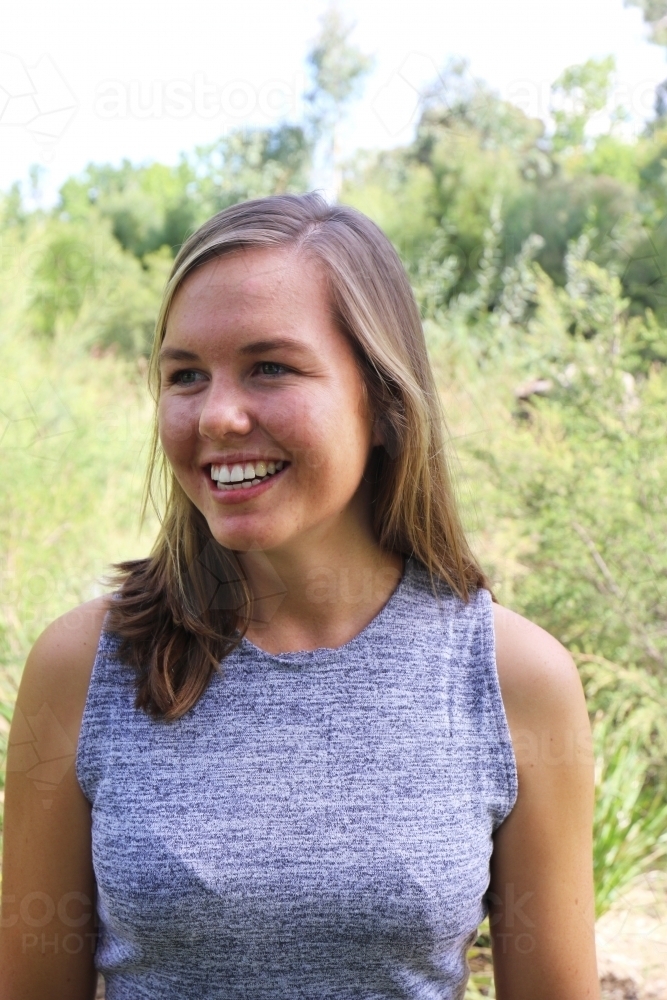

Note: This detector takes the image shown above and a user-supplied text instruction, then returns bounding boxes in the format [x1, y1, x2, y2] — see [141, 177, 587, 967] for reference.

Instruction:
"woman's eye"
[257, 362, 288, 376]
[167, 369, 203, 386]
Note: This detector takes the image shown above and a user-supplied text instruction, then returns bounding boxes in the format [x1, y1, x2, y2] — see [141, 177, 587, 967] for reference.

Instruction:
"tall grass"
[0, 312, 158, 831]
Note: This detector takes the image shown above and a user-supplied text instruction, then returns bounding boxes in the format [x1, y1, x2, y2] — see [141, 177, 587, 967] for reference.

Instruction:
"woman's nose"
[198, 381, 255, 440]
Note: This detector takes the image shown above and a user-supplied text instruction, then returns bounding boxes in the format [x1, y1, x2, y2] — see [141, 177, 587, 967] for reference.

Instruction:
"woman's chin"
[206, 525, 286, 555]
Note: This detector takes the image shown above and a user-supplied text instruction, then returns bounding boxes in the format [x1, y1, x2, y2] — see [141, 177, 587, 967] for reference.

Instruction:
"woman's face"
[158, 247, 382, 556]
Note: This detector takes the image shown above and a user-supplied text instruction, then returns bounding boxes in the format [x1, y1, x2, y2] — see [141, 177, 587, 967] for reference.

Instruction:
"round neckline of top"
[237, 554, 416, 665]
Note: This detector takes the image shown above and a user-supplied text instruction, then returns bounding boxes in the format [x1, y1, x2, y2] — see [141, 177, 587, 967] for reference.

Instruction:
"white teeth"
[241, 480, 252, 489]
[251, 478, 260, 485]
[212, 460, 286, 485]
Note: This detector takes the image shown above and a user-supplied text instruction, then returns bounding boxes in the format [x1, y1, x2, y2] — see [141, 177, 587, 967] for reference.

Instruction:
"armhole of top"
[479, 588, 519, 828]
[74, 603, 117, 803]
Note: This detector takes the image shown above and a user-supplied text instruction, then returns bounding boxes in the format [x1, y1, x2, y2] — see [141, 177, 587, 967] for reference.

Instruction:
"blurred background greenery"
[2, 3, 667, 995]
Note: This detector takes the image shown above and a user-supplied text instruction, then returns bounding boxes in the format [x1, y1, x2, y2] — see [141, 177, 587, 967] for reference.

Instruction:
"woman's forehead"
[163, 248, 339, 350]
[183, 246, 322, 298]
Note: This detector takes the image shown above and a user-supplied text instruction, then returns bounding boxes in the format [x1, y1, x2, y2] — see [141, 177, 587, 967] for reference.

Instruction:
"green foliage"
[621, 215, 667, 318]
[42, 54, 667, 328]
[342, 56, 667, 322]
[583, 656, 667, 922]
[59, 159, 200, 258]
[78, 246, 172, 357]
[0, 301, 158, 808]
[417, 213, 667, 921]
[57, 124, 312, 262]
[17, 214, 171, 356]
[465, 917, 495, 997]
[304, 3, 373, 197]
[188, 125, 311, 211]
[592, 721, 667, 918]
[304, 3, 373, 137]
[504, 173, 640, 288]
[551, 56, 618, 152]
[625, 0, 667, 46]
[342, 151, 439, 264]
[452, 243, 667, 674]
[568, 134, 642, 186]
[28, 220, 98, 337]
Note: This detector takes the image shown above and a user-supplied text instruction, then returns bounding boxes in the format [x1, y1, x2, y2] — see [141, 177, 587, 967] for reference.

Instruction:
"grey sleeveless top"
[76, 555, 518, 999]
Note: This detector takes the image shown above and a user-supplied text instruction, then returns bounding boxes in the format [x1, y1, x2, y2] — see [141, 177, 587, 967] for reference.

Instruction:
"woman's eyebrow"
[159, 347, 201, 364]
[238, 337, 313, 356]
[158, 338, 314, 365]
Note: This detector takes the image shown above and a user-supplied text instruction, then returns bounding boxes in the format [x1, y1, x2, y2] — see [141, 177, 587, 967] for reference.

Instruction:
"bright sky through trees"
[1, 0, 666, 204]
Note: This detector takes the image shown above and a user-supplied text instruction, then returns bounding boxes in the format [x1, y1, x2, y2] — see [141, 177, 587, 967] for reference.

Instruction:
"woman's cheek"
[260, 395, 308, 444]
[158, 398, 200, 448]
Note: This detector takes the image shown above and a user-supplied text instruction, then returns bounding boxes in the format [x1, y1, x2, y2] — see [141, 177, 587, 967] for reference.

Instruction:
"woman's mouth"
[206, 459, 289, 500]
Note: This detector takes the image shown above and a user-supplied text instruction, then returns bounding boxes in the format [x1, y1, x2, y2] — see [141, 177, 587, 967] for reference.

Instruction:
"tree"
[56, 125, 311, 261]
[625, 0, 667, 45]
[57, 159, 199, 259]
[188, 125, 311, 214]
[625, 0, 667, 118]
[417, 58, 545, 156]
[550, 56, 619, 152]
[304, 3, 373, 200]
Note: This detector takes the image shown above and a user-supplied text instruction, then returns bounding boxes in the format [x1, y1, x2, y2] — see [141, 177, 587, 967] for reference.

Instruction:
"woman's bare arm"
[489, 603, 600, 1000]
[0, 597, 110, 1000]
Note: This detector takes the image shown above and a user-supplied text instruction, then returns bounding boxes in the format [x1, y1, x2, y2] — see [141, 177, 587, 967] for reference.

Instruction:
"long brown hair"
[104, 192, 490, 721]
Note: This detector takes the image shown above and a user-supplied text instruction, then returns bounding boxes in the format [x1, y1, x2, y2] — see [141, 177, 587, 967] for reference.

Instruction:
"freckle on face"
[158, 248, 377, 555]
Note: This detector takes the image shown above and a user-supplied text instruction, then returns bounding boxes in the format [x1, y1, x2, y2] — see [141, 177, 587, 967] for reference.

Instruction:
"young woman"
[1, 193, 599, 999]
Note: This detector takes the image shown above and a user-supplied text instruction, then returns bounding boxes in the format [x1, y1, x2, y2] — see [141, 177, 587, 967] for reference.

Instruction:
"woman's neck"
[237, 528, 405, 655]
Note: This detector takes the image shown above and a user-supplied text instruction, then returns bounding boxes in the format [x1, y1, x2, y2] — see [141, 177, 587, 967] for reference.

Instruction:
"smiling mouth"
[209, 460, 288, 492]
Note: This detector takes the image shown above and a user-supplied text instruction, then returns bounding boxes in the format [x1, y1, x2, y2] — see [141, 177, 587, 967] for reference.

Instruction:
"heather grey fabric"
[76, 555, 518, 999]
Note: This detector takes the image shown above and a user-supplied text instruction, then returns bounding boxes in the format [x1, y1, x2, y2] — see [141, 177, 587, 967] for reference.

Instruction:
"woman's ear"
[371, 414, 385, 448]
[373, 411, 401, 459]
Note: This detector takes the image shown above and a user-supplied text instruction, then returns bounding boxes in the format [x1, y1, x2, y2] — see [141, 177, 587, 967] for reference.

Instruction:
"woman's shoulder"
[491, 602, 592, 762]
[13, 595, 114, 750]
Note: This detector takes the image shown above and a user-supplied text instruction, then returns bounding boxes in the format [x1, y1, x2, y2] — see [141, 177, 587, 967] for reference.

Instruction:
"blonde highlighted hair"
[105, 192, 490, 720]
